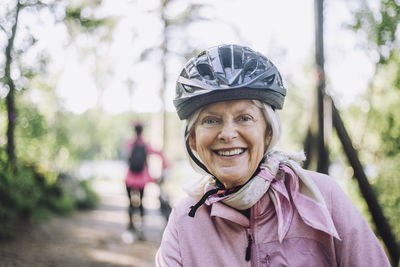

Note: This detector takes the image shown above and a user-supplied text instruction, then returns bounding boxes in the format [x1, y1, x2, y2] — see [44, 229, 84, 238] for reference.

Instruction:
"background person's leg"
[126, 186, 134, 230]
[138, 188, 144, 218]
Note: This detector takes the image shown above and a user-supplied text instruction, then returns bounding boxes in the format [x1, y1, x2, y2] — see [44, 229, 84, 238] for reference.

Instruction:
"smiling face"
[189, 100, 268, 188]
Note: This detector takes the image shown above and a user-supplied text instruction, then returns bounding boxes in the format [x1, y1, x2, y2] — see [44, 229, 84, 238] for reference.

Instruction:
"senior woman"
[156, 44, 390, 266]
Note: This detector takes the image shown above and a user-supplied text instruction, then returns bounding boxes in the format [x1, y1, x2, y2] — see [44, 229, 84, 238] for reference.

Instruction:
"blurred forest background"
[0, 0, 399, 262]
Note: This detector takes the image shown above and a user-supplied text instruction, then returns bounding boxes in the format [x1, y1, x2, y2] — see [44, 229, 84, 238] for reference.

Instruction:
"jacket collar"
[210, 201, 249, 227]
[209, 193, 274, 227]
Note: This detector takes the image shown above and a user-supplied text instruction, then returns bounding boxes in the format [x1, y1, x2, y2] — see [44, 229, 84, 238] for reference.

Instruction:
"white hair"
[183, 100, 283, 176]
[251, 100, 282, 153]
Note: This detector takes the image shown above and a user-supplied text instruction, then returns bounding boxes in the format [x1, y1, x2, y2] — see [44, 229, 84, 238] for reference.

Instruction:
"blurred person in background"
[125, 122, 169, 235]
[156, 44, 390, 266]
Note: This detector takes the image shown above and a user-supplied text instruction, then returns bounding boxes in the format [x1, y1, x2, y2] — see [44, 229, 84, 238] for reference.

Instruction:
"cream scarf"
[204, 150, 340, 242]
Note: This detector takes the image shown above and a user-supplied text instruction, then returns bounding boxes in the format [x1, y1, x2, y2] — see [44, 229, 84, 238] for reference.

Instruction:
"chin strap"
[188, 184, 246, 217]
[188, 188, 219, 217]
[188, 169, 262, 218]
[185, 139, 211, 175]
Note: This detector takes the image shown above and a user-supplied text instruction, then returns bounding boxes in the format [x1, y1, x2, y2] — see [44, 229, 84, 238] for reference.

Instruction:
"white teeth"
[217, 148, 244, 156]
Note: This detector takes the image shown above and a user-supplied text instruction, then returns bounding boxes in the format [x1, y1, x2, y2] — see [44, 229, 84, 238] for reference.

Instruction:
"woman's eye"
[203, 118, 219, 124]
[238, 115, 252, 122]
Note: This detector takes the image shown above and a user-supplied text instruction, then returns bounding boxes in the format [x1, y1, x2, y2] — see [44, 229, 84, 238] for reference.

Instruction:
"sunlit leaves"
[351, 0, 400, 63]
[65, 6, 107, 32]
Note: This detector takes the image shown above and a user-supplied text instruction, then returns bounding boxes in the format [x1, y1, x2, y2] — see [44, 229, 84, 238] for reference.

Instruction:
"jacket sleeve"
[156, 208, 182, 267]
[325, 177, 391, 266]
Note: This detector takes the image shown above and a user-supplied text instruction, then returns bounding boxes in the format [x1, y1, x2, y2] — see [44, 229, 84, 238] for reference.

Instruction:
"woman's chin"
[215, 168, 252, 188]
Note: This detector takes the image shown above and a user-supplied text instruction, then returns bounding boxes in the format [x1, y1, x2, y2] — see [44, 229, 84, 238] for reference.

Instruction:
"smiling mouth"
[214, 148, 246, 157]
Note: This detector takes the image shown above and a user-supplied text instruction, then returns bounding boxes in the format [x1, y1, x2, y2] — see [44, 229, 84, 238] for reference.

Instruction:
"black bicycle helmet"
[173, 44, 286, 120]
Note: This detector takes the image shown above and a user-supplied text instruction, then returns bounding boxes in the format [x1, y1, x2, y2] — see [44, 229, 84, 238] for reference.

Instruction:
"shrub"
[0, 161, 98, 239]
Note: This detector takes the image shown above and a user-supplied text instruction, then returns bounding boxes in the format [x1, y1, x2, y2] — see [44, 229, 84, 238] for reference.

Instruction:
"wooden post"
[314, 0, 329, 174]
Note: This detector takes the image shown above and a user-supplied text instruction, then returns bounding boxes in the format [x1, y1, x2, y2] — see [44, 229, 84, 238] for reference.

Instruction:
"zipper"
[245, 231, 253, 261]
[265, 254, 271, 266]
[245, 206, 255, 266]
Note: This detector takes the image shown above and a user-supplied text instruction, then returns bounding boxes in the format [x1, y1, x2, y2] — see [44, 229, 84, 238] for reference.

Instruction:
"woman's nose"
[218, 121, 238, 141]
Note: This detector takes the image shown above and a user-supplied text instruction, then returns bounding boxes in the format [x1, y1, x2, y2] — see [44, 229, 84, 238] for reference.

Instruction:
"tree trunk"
[5, 1, 21, 170]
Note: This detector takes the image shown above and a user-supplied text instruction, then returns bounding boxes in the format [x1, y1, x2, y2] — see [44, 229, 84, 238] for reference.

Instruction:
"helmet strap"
[185, 139, 212, 175]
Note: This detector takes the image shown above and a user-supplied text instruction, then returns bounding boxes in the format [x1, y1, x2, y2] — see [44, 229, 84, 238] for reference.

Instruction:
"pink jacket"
[156, 170, 390, 267]
[125, 136, 168, 189]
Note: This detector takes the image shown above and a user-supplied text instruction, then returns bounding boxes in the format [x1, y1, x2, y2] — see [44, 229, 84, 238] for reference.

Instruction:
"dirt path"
[0, 179, 167, 267]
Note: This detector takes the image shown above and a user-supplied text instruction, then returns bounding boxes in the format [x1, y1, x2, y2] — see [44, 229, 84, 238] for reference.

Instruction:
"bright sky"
[49, 0, 376, 114]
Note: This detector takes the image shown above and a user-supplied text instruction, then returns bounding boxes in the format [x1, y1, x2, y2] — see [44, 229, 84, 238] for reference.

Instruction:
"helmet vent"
[243, 58, 258, 78]
[219, 47, 232, 70]
[197, 63, 215, 80]
[183, 84, 196, 93]
[263, 74, 276, 86]
[233, 49, 243, 69]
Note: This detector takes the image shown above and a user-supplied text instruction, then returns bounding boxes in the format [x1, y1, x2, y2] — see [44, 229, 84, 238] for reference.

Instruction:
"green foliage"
[75, 179, 99, 210]
[0, 160, 69, 239]
[13, 86, 144, 169]
[0, 156, 100, 239]
[15, 102, 49, 164]
[381, 110, 400, 156]
[352, 0, 400, 63]
[368, 62, 400, 246]
[350, 0, 400, 248]
[337, 65, 400, 248]
[374, 156, 400, 242]
[64, 5, 113, 37]
[66, 7, 105, 30]
[0, 0, 110, 241]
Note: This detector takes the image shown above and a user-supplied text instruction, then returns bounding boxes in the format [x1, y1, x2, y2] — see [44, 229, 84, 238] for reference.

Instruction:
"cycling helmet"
[174, 44, 286, 120]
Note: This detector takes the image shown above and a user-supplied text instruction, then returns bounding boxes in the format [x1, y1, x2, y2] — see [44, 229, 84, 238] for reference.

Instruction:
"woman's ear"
[188, 131, 197, 152]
